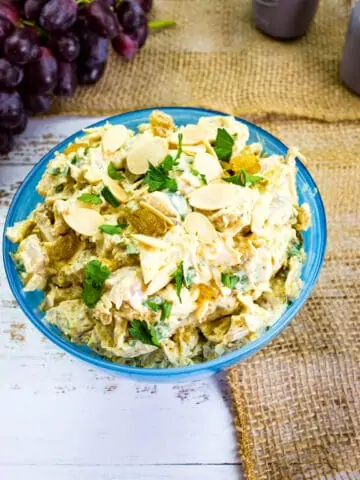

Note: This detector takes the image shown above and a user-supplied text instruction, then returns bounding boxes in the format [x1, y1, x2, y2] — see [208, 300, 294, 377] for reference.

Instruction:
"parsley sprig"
[221, 271, 249, 290]
[78, 193, 103, 205]
[99, 223, 127, 235]
[82, 260, 111, 308]
[144, 156, 178, 192]
[144, 297, 173, 321]
[190, 168, 207, 185]
[174, 132, 183, 161]
[224, 169, 264, 187]
[128, 319, 160, 347]
[214, 128, 234, 162]
[172, 262, 185, 302]
[107, 163, 125, 180]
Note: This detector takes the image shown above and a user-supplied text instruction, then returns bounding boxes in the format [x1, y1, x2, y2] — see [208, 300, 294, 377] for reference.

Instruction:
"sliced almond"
[181, 144, 206, 156]
[102, 125, 128, 153]
[84, 166, 103, 184]
[170, 125, 205, 146]
[127, 135, 168, 174]
[139, 201, 175, 226]
[188, 183, 240, 210]
[63, 205, 104, 236]
[139, 249, 165, 285]
[103, 177, 128, 203]
[192, 152, 223, 182]
[64, 142, 88, 155]
[133, 234, 168, 249]
[183, 212, 218, 243]
[146, 263, 176, 296]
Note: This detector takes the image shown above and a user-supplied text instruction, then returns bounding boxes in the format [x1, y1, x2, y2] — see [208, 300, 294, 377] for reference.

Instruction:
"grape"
[0, 2, 20, 27]
[77, 62, 105, 85]
[134, 0, 152, 14]
[116, 0, 145, 32]
[52, 32, 80, 61]
[0, 90, 25, 129]
[39, 0, 77, 33]
[0, 58, 23, 87]
[4, 27, 40, 65]
[130, 21, 148, 48]
[80, 30, 109, 67]
[24, 46, 58, 93]
[112, 31, 138, 59]
[85, 0, 119, 39]
[8, 111, 28, 134]
[54, 62, 77, 96]
[0, 131, 14, 155]
[24, 0, 47, 21]
[0, 17, 14, 46]
[22, 92, 52, 113]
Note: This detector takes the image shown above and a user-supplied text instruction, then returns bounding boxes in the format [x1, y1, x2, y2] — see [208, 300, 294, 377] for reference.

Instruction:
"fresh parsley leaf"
[174, 133, 183, 161]
[172, 261, 185, 302]
[101, 186, 120, 207]
[108, 163, 125, 180]
[99, 223, 127, 235]
[190, 168, 207, 185]
[214, 128, 234, 162]
[144, 163, 178, 193]
[221, 272, 240, 289]
[70, 157, 79, 165]
[287, 239, 303, 257]
[162, 155, 178, 172]
[14, 258, 26, 273]
[144, 300, 161, 312]
[49, 167, 61, 175]
[82, 260, 111, 308]
[78, 193, 103, 205]
[224, 169, 264, 187]
[200, 173, 207, 185]
[128, 319, 160, 347]
[160, 300, 172, 321]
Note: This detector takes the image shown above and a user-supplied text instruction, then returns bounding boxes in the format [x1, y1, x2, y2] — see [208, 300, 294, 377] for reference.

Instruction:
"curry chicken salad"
[7, 111, 311, 368]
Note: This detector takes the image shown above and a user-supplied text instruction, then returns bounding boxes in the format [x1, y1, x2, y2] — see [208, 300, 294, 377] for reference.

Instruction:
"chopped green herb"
[144, 159, 178, 193]
[107, 163, 125, 180]
[144, 300, 161, 312]
[70, 157, 79, 165]
[129, 319, 160, 347]
[214, 128, 234, 162]
[101, 186, 120, 207]
[144, 297, 173, 320]
[49, 167, 61, 175]
[287, 239, 303, 257]
[160, 300, 172, 321]
[126, 243, 139, 255]
[190, 168, 207, 185]
[224, 169, 264, 187]
[221, 272, 240, 289]
[184, 265, 196, 287]
[62, 166, 70, 176]
[78, 193, 103, 205]
[172, 261, 185, 302]
[200, 173, 208, 185]
[82, 260, 111, 308]
[174, 133, 183, 161]
[14, 258, 26, 273]
[99, 223, 127, 235]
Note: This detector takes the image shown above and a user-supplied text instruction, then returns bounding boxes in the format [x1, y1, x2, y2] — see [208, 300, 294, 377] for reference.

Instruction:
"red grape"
[134, 0, 152, 14]
[85, 0, 119, 39]
[0, 16, 14, 46]
[24, 0, 47, 21]
[8, 111, 28, 134]
[130, 21, 148, 48]
[0, 2, 20, 27]
[0, 130, 14, 155]
[80, 29, 109, 67]
[0, 58, 23, 87]
[39, 0, 77, 33]
[112, 31, 138, 59]
[77, 62, 105, 85]
[54, 62, 77, 96]
[52, 32, 80, 62]
[24, 46, 58, 93]
[4, 27, 40, 64]
[116, 0, 145, 32]
[22, 92, 52, 113]
[0, 90, 25, 129]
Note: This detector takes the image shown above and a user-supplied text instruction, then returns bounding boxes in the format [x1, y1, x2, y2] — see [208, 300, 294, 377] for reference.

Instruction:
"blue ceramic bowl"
[3, 107, 327, 382]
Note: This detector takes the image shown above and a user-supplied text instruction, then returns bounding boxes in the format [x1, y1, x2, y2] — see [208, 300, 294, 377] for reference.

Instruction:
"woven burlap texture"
[229, 120, 360, 480]
[51, 0, 360, 120]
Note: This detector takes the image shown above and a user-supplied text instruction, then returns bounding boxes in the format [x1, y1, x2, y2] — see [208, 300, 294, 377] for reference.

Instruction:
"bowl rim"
[3, 106, 327, 377]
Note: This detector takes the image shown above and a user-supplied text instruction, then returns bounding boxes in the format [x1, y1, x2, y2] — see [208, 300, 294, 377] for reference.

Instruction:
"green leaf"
[101, 186, 120, 207]
[190, 168, 207, 185]
[128, 320, 160, 347]
[144, 162, 178, 193]
[144, 299, 161, 312]
[221, 272, 240, 289]
[70, 157, 79, 165]
[224, 169, 264, 187]
[160, 300, 172, 321]
[214, 128, 234, 162]
[78, 193, 103, 205]
[172, 261, 185, 302]
[14, 258, 26, 273]
[49, 167, 61, 176]
[82, 260, 111, 308]
[200, 173, 207, 185]
[287, 239, 303, 257]
[99, 223, 127, 235]
[108, 163, 125, 180]
[184, 265, 196, 287]
[174, 133, 183, 161]
[162, 155, 178, 172]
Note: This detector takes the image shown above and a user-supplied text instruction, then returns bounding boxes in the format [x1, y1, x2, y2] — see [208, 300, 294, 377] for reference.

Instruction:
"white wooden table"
[0, 117, 242, 480]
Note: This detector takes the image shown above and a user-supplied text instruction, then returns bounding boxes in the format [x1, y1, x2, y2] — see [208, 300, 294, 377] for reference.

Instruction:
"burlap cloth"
[50, 0, 360, 478]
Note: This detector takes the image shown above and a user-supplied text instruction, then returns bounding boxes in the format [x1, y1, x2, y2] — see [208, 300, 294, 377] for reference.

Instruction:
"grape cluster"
[0, 0, 174, 154]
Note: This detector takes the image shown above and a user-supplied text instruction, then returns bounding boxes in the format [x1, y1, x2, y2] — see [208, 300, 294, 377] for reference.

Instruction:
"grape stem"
[149, 20, 177, 30]
[20, 19, 46, 36]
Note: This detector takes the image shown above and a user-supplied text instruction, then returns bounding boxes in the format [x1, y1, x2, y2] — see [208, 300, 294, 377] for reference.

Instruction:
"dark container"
[340, 1, 360, 96]
[252, 0, 320, 40]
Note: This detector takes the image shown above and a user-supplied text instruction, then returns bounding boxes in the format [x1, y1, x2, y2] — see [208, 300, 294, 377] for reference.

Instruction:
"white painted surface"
[0, 117, 242, 480]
